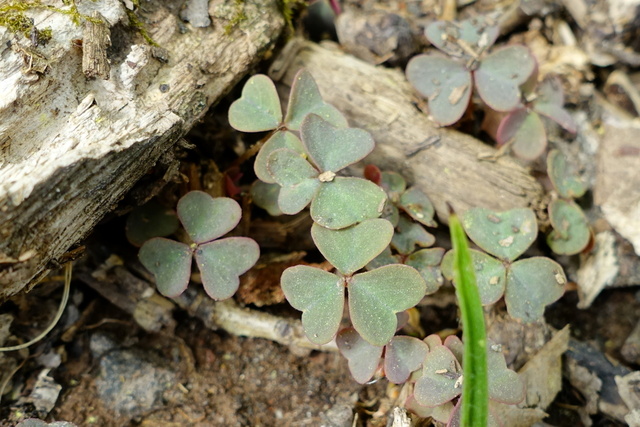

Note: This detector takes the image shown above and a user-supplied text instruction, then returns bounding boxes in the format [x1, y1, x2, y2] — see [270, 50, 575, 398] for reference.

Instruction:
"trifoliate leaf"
[139, 237, 192, 298]
[177, 192, 242, 244]
[336, 328, 383, 384]
[254, 131, 305, 184]
[441, 249, 506, 306]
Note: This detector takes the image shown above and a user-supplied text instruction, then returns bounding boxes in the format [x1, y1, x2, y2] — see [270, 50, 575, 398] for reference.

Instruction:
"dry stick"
[0, 263, 71, 352]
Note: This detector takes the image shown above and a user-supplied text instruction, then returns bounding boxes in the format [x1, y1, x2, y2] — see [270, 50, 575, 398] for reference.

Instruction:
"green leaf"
[349, 265, 426, 346]
[139, 238, 192, 297]
[284, 69, 348, 130]
[311, 177, 387, 229]
[266, 148, 318, 187]
[391, 216, 436, 255]
[413, 344, 462, 407]
[277, 178, 320, 215]
[449, 211, 488, 427]
[461, 207, 538, 262]
[300, 114, 375, 173]
[195, 237, 260, 300]
[533, 76, 576, 133]
[250, 180, 283, 216]
[228, 74, 282, 132]
[281, 266, 345, 344]
[384, 336, 429, 384]
[254, 131, 305, 184]
[399, 187, 437, 227]
[497, 109, 547, 161]
[336, 328, 383, 384]
[547, 199, 590, 255]
[441, 249, 507, 306]
[487, 342, 524, 404]
[311, 219, 394, 276]
[475, 45, 535, 112]
[547, 149, 587, 199]
[405, 248, 445, 295]
[380, 171, 406, 199]
[406, 53, 472, 126]
[177, 192, 241, 244]
[505, 257, 566, 322]
[126, 200, 179, 247]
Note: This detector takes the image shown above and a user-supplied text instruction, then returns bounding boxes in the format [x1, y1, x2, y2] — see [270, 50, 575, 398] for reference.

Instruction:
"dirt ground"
[2, 0, 640, 426]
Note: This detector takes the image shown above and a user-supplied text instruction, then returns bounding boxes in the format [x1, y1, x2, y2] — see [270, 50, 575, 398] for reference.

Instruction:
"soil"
[2, 1, 640, 426]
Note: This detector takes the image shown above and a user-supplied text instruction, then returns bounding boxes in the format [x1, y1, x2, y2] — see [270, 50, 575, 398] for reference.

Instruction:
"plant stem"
[449, 212, 488, 426]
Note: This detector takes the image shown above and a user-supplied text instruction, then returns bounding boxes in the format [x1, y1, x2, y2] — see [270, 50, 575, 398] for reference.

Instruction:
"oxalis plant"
[138, 191, 259, 300]
[406, 16, 536, 126]
[441, 207, 567, 322]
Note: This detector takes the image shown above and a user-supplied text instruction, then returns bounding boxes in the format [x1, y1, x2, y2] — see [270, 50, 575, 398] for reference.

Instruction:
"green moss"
[278, 0, 306, 34]
[224, 0, 247, 35]
[125, 8, 158, 46]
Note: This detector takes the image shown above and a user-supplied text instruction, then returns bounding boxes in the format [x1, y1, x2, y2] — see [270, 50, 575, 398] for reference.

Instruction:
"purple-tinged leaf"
[414, 345, 463, 407]
[285, 69, 348, 130]
[475, 45, 535, 112]
[405, 395, 454, 422]
[425, 18, 499, 58]
[505, 257, 566, 322]
[250, 181, 283, 216]
[443, 335, 464, 363]
[311, 219, 394, 276]
[406, 53, 472, 126]
[547, 199, 590, 255]
[281, 266, 345, 345]
[497, 109, 547, 160]
[300, 114, 374, 173]
[349, 265, 426, 346]
[139, 237, 192, 298]
[228, 74, 282, 132]
[487, 342, 525, 404]
[177, 192, 241, 244]
[336, 328, 383, 384]
[195, 237, 259, 300]
[533, 76, 576, 133]
[384, 336, 429, 384]
[254, 131, 305, 184]
[424, 334, 443, 351]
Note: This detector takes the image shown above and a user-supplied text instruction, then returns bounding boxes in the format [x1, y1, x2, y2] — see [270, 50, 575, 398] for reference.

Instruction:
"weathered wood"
[0, 0, 284, 298]
[272, 40, 544, 223]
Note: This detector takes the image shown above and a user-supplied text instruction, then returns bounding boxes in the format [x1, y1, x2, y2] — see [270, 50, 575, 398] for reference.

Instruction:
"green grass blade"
[450, 212, 488, 427]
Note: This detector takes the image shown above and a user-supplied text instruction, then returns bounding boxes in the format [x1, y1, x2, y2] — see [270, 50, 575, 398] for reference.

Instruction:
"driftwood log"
[271, 40, 543, 223]
[0, 0, 284, 298]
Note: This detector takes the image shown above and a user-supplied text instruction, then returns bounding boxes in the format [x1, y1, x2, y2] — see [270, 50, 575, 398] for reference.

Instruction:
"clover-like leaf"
[250, 180, 283, 216]
[487, 343, 524, 404]
[533, 76, 577, 133]
[547, 199, 590, 255]
[413, 344, 463, 407]
[405, 396, 454, 423]
[406, 53, 472, 126]
[385, 336, 429, 384]
[405, 248, 445, 294]
[126, 200, 179, 247]
[547, 149, 587, 199]
[284, 69, 348, 130]
[281, 265, 345, 344]
[392, 216, 436, 255]
[504, 257, 566, 322]
[349, 265, 426, 346]
[267, 148, 319, 187]
[139, 238, 193, 297]
[441, 249, 507, 306]
[277, 179, 321, 215]
[301, 114, 375, 173]
[497, 109, 547, 160]
[380, 171, 407, 199]
[311, 219, 393, 276]
[443, 335, 464, 363]
[195, 237, 259, 300]
[475, 45, 535, 112]
[399, 187, 437, 227]
[425, 18, 499, 58]
[254, 131, 305, 184]
[228, 74, 282, 132]
[461, 207, 537, 262]
[311, 177, 387, 229]
[366, 246, 399, 271]
[336, 328, 383, 384]
[177, 192, 242, 244]
[424, 333, 443, 350]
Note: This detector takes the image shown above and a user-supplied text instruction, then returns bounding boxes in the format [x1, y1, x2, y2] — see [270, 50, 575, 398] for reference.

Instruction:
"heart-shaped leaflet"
[177, 192, 242, 244]
[228, 74, 282, 132]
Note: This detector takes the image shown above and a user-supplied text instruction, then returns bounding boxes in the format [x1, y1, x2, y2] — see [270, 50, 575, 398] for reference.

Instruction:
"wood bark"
[271, 40, 544, 223]
[0, 0, 284, 298]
